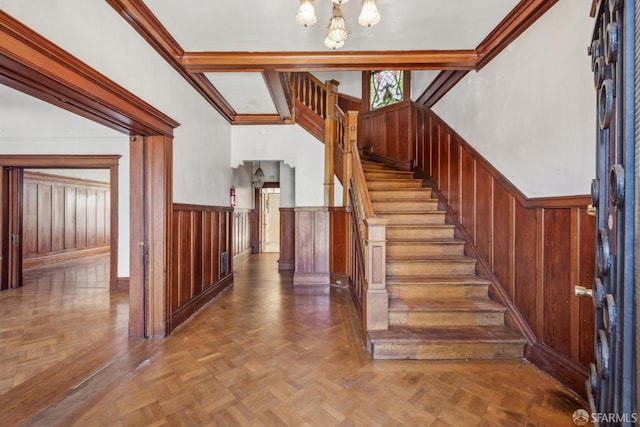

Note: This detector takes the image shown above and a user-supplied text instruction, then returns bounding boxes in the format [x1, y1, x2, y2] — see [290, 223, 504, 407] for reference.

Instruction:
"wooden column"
[343, 111, 359, 206]
[130, 134, 173, 338]
[365, 217, 389, 330]
[293, 207, 329, 287]
[324, 80, 338, 207]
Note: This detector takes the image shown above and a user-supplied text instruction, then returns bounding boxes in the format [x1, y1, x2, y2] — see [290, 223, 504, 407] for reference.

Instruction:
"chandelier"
[296, 0, 381, 50]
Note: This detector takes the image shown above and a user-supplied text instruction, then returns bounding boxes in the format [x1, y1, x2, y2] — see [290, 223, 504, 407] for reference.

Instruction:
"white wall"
[28, 169, 111, 182]
[279, 162, 296, 208]
[0, 87, 131, 276]
[231, 126, 324, 207]
[0, 0, 232, 206]
[231, 162, 254, 210]
[432, 0, 595, 197]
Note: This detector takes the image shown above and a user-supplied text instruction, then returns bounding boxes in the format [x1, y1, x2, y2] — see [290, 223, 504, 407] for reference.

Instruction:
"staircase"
[362, 158, 526, 360]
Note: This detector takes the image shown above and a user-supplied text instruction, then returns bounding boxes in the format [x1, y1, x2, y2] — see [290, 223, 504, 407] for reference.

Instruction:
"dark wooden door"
[587, 1, 636, 423]
[0, 167, 23, 290]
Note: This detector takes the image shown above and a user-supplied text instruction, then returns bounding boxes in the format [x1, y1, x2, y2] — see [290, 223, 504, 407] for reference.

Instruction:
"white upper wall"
[0, 0, 232, 206]
[231, 126, 324, 207]
[433, 0, 595, 197]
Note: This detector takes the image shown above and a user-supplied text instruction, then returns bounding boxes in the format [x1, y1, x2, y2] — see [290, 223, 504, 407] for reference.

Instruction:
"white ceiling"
[0, 1, 524, 124]
[144, 0, 520, 115]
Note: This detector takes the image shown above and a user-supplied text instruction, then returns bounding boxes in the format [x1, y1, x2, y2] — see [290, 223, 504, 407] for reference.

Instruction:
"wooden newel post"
[324, 80, 339, 207]
[364, 216, 388, 331]
[343, 111, 358, 206]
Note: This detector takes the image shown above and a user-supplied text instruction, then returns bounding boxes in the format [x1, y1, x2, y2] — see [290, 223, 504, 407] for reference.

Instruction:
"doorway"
[0, 157, 120, 291]
[261, 188, 280, 253]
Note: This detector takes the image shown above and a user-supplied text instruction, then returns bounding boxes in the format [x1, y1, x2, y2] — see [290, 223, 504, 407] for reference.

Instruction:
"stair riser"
[386, 227, 454, 240]
[364, 171, 415, 179]
[386, 262, 476, 276]
[372, 201, 439, 211]
[361, 164, 397, 171]
[372, 343, 525, 360]
[389, 311, 505, 327]
[386, 244, 464, 257]
[369, 190, 434, 200]
[387, 284, 488, 299]
[367, 181, 424, 190]
[382, 214, 446, 225]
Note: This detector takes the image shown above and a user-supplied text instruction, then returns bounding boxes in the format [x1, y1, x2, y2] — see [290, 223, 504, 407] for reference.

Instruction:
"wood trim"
[0, 11, 179, 136]
[416, 70, 470, 107]
[475, 0, 559, 70]
[181, 50, 479, 72]
[106, 0, 237, 123]
[232, 114, 293, 125]
[173, 203, 233, 213]
[279, 208, 295, 271]
[116, 276, 129, 291]
[23, 247, 110, 269]
[527, 342, 589, 396]
[23, 171, 110, 189]
[262, 70, 293, 121]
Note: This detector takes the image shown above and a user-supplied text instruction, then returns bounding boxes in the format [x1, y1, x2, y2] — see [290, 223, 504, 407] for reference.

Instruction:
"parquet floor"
[0, 253, 588, 426]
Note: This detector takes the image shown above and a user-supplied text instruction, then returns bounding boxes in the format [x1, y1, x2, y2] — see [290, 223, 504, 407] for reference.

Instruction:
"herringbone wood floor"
[1, 254, 588, 426]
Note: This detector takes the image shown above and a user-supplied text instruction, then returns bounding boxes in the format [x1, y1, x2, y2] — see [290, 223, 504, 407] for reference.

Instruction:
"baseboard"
[23, 246, 110, 269]
[167, 274, 233, 334]
[330, 273, 349, 286]
[526, 342, 588, 400]
[278, 259, 295, 271]
[115, 277, 129, 292]
[293, 272, 330, 286]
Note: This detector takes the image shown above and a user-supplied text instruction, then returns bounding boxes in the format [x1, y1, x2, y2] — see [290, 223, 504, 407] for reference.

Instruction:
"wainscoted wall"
[232, 208, 252, 257]
[170, 204, 233, 333]
[360, 101, 414, 165]
[329, 207, 350, 284]
[23, 171, 110, 268]
[293, 207, 329, 286]
[279, 208, 295, 271]
[412, 105, 595, 394]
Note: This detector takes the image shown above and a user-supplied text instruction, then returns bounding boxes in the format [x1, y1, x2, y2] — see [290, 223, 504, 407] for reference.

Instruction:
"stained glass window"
[370, 70, 404, 110]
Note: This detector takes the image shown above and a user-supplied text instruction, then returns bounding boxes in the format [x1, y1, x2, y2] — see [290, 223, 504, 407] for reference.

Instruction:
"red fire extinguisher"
[230, 187, 236, 207]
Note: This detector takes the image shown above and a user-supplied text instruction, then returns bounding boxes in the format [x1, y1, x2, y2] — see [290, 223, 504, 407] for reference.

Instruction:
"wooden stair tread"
[386, 274, 490, 285]
[389, 297, 506, 312]
[386, 223, 455, 229]
[386, 255, 476, 262]
[386, 239, 464, 245]
[369, 325, 525, 344]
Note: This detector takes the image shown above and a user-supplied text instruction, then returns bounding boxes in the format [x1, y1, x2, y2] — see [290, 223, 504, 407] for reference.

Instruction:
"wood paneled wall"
[22, 172, 110, 268]
[170, 204, 233, 333]
[360, 101, 414, 165]
[329, 207, 350, 284]
[232, 208, 252, 257]
[293, 207, 329, 286]
[279, 208, 295, 271]
[411, 105, 595, 395]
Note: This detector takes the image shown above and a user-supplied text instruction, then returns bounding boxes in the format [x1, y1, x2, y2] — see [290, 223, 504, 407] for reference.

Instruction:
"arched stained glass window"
[370, 70, 404, 110]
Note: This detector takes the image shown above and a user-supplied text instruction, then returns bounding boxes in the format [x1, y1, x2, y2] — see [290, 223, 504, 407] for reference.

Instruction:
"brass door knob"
[575, 286, 593, 298]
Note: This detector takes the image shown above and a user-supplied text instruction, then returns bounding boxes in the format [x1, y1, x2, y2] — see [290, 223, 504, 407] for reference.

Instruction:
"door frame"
[0, 12, 179, 338]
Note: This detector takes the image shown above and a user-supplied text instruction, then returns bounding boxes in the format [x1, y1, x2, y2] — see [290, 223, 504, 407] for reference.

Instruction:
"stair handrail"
[341, 113, 389, 334]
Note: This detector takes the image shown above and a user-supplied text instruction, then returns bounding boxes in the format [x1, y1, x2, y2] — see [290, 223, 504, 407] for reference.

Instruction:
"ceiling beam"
[476, 0, 558, 70]
[262, 71, 293, 121]
[107, 0, 237, 123]
[180, 51, 479, 73]
[416, 70, 469, 108]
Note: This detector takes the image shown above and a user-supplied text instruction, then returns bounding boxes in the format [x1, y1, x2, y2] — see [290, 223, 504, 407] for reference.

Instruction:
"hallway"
[2, 253, 585, 426]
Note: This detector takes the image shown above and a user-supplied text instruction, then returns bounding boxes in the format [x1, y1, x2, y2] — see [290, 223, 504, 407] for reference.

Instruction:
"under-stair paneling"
[413, 106, 596, 395]
[329, 207, 350, 284]
[293, 207, 329, 286]
[279, 208, 295, 271]
[170, 204, 233, 333]
[23, 172, 110, 268]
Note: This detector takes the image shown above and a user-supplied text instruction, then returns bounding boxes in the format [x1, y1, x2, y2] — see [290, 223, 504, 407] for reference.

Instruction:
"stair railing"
[340, 111, 389, 335]
[292, 72, 327, 119]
